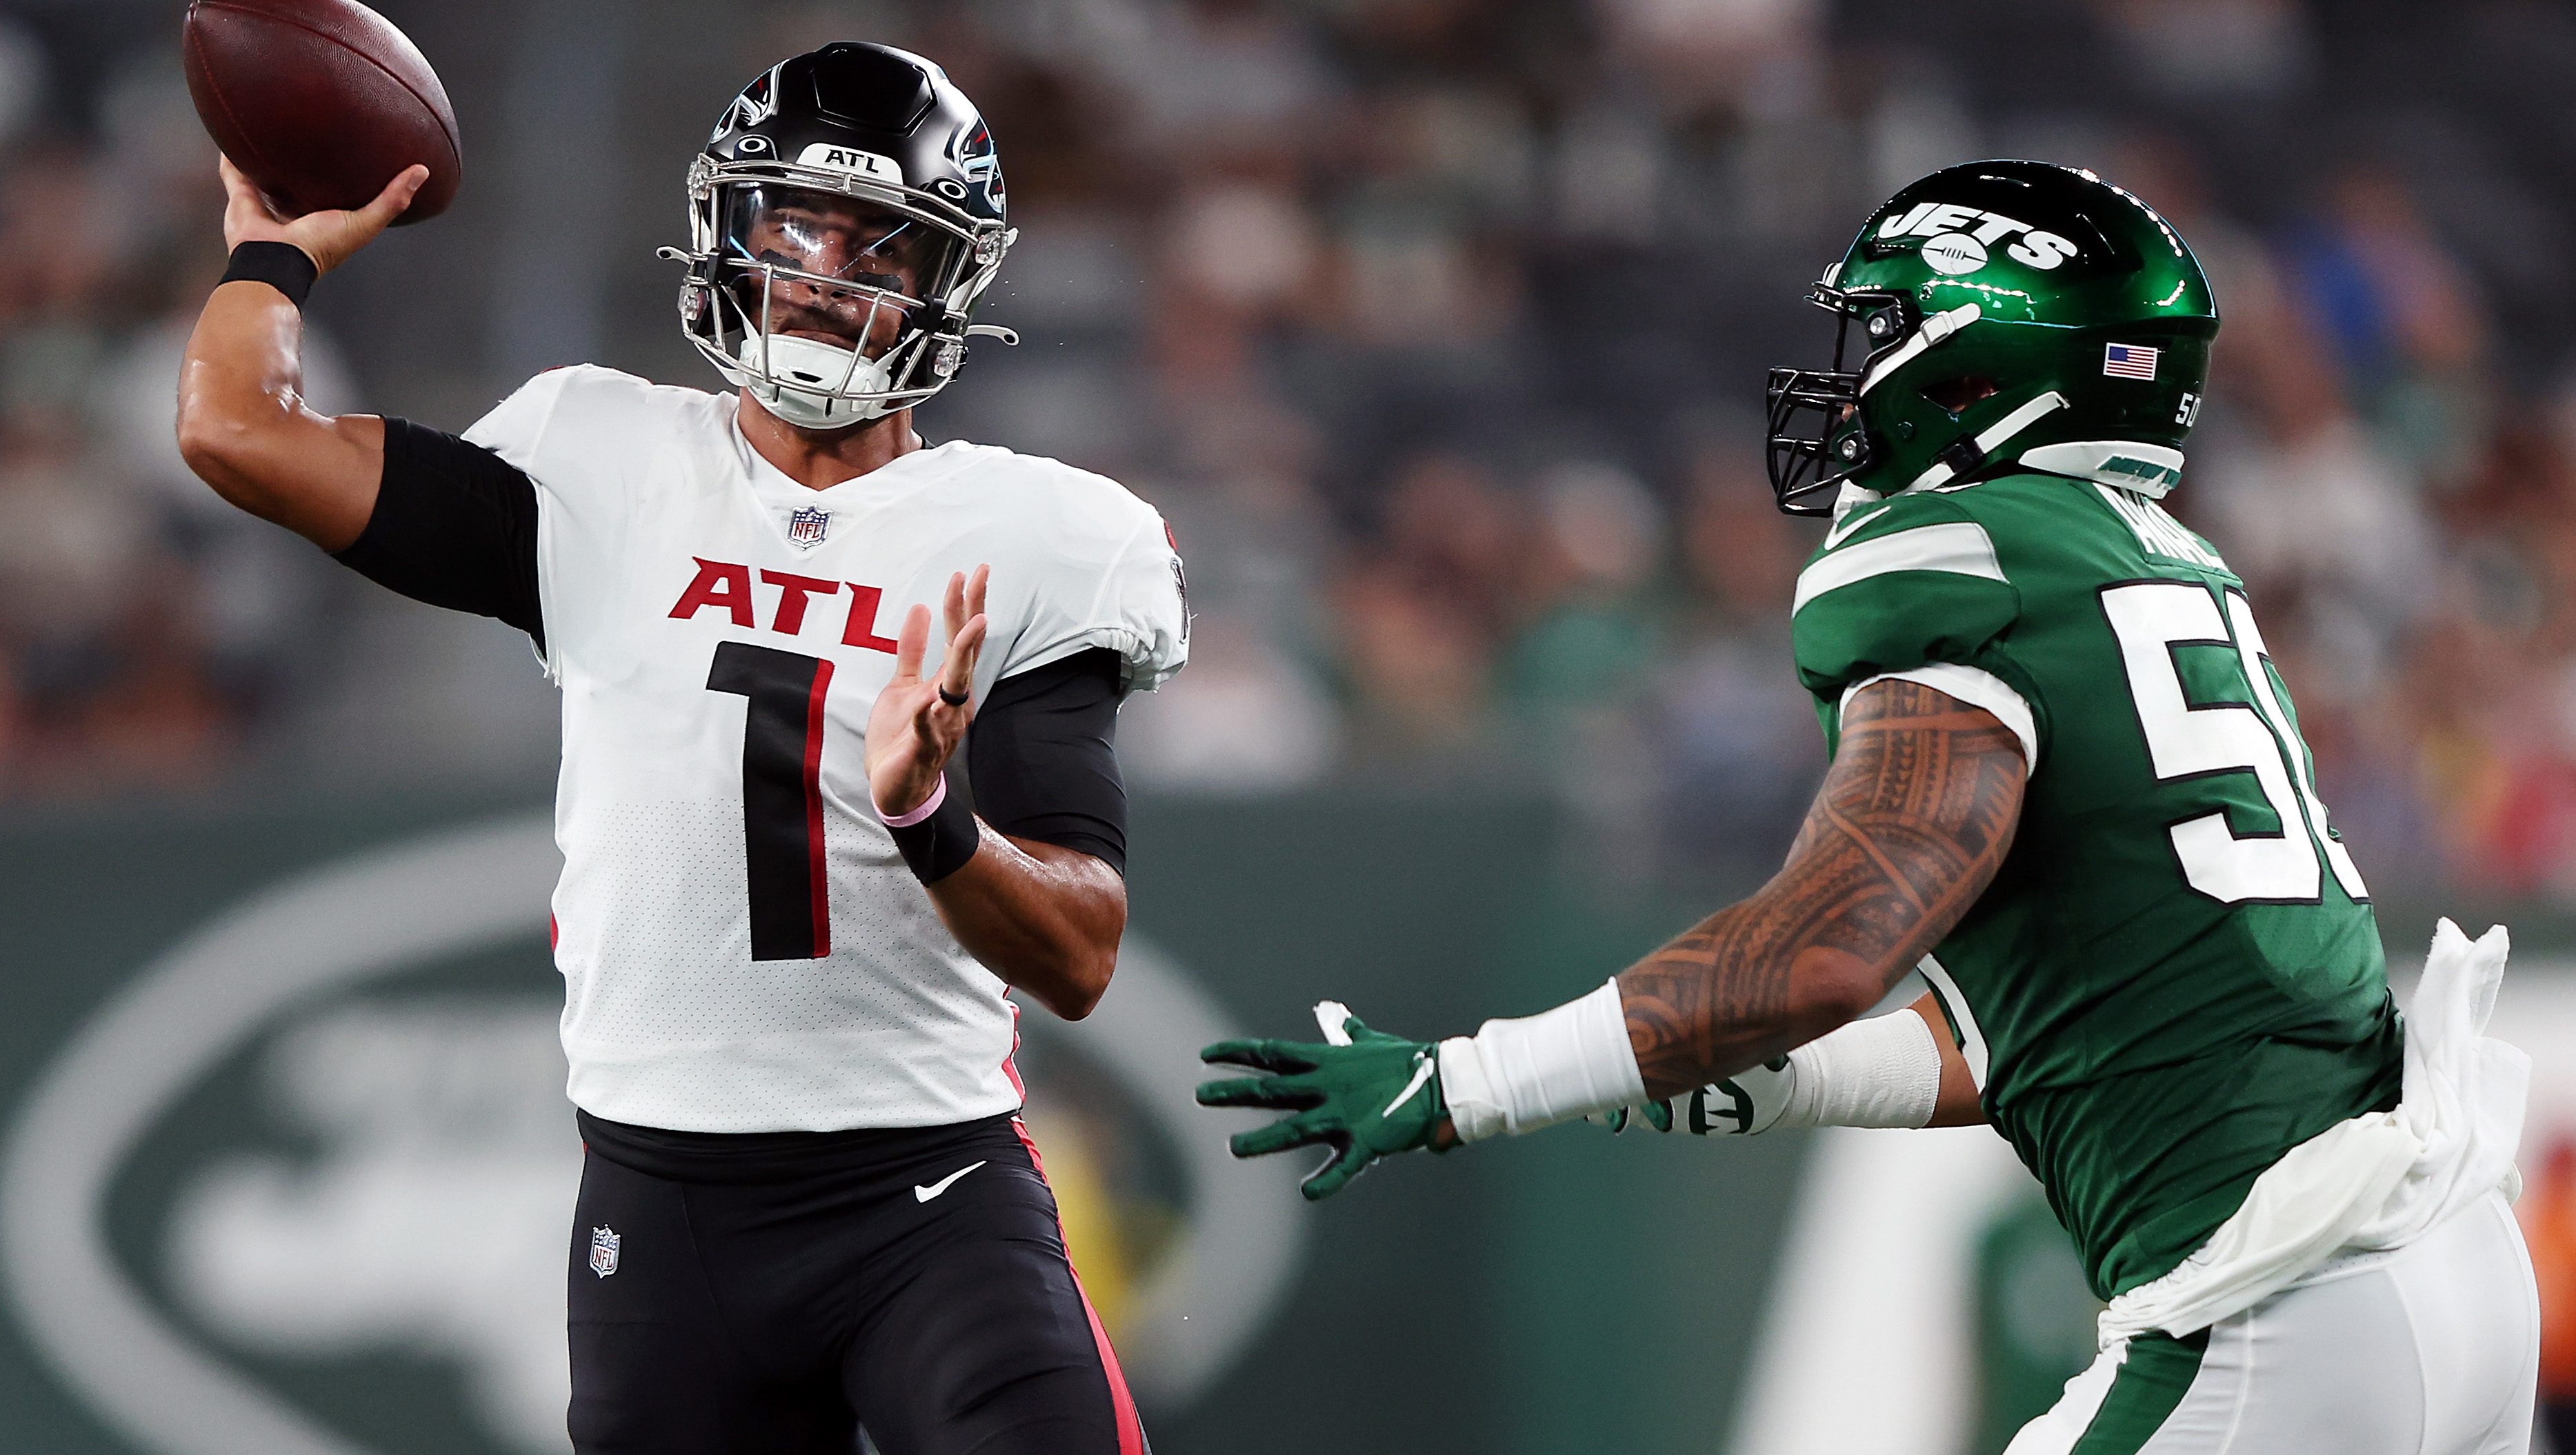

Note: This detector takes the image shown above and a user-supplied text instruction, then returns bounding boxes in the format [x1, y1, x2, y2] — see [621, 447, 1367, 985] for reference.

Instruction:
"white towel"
[2097, 919, 2530, 1345]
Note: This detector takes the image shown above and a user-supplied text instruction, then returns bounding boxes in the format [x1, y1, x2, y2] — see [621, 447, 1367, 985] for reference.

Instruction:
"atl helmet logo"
[794, 143, 904, 185]
[1877, 202, 2079, 274]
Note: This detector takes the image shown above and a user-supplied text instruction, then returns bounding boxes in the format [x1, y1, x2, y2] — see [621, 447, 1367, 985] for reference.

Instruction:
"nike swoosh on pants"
[915, 1160, 988, 1203]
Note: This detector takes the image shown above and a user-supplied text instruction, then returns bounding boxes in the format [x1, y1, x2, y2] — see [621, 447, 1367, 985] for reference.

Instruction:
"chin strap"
[737, 332, 899, 428]
[1901, 390, 2070, 493]
[1859, 301, 1984, 397]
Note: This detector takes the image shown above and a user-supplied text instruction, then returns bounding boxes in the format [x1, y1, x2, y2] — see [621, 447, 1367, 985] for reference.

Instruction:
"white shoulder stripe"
[1793, 521, 2005, 614]
[1838, 663, 2039, 771]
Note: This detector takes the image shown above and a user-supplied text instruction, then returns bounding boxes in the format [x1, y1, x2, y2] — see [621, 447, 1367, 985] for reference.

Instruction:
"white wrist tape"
[1437, 980, 1646, 1143]
[1773, 1009, 1944, 1130]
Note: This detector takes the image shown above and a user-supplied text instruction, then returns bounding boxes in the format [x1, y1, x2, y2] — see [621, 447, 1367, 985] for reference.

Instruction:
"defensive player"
[176, 43, 1177, 1455]
[1201, 161, 2536, 1453]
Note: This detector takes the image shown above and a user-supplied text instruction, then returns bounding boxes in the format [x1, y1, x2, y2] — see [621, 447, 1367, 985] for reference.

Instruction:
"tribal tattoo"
[1619, 679, 2027, 1098]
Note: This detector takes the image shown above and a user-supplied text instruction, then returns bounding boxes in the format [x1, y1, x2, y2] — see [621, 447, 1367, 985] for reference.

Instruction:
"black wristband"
[220, 241, 319, 308]
[885, 779, 981, 885]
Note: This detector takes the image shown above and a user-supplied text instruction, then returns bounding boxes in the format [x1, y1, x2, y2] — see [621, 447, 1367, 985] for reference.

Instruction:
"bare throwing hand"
[864, 565, 990, 819]
[219, 156, 428, 277]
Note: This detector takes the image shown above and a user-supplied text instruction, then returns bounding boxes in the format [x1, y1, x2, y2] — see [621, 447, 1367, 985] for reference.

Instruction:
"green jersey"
[1791, 470, 2404, 1300]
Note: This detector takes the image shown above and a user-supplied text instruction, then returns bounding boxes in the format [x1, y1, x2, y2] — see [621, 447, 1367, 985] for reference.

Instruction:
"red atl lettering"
[841, 584, 899, 653]
[759, 569, 841, 634]
[668, 559, 755, 627]
[670, 557, 906, 653]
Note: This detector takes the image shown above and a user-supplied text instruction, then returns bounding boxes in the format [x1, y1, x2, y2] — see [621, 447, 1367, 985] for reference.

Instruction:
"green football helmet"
[1766, 160, 2219, 515]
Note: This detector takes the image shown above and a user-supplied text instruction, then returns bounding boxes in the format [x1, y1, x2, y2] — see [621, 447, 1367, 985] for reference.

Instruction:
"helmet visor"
[715, 185, 963, 359]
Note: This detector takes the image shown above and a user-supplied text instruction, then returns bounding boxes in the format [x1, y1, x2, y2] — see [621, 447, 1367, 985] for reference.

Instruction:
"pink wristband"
[877, 776, 948, 827]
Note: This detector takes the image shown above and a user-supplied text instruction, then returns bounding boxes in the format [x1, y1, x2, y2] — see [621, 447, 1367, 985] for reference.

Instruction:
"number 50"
[2101, 581, 2368, 905]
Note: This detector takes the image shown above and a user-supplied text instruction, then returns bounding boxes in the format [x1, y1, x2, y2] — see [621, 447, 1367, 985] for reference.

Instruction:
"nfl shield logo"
[590, 1225, 621, 1278]
[787, 505, 830, 548]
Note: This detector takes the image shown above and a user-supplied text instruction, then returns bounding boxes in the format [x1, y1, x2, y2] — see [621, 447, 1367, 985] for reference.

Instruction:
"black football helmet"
[664, 43, 1017, 429]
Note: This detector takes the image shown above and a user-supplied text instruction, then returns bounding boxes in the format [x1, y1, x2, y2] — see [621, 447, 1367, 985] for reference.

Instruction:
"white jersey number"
[2101, 581, 2368, 905]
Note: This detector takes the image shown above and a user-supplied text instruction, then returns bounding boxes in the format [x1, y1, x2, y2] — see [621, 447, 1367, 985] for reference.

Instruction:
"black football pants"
[566, 1112, 1147, 1455]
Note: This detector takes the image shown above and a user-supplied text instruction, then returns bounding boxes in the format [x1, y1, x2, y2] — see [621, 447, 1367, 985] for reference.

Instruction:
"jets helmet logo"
[1877, 201, 2079, 272]
[590, 1225, 621, 1278]
[1921, 232, 1988, 274]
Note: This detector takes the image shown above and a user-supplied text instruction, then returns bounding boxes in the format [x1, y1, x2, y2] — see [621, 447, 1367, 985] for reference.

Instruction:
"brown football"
[181, 0, 461, 225]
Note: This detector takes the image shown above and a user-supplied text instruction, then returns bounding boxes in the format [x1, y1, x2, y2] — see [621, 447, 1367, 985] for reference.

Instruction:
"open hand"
[219, 156, 428, 276]
[864, 565, 990, 819]
[1197, 1001, 1452, 1201]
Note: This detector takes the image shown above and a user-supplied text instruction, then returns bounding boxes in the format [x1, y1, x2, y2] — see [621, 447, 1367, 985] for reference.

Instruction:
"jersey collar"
[2015, 440, 2186, 497]
[727, 412, 981, 515]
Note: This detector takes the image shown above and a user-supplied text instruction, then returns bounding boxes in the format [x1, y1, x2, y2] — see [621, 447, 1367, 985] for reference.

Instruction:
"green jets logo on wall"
[0, 818, 1301, 1455]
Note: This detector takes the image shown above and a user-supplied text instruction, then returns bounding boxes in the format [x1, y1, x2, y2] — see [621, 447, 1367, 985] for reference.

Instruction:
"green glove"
[1197, 1000, 1448, 1201]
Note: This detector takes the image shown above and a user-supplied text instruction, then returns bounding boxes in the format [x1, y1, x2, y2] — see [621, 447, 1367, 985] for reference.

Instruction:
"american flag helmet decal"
[2103, 343, 2160, 380]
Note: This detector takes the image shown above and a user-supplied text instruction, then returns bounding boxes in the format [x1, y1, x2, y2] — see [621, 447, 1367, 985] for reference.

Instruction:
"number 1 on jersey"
[2102, 581, 2368, 905]
[707, 642, 835, 960]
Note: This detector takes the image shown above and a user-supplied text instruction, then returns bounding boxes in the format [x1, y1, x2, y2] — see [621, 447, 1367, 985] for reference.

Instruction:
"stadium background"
[0, 0, 2573, 1450]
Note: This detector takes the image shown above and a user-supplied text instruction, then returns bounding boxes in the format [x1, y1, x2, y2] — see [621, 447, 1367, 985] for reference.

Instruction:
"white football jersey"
[464, 365, 1188, 1133]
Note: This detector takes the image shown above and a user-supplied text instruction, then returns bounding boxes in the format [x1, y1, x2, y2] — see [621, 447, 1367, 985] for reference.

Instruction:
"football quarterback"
[177, 42, 1174, 1455]
[1201, 161, 2535, 1454]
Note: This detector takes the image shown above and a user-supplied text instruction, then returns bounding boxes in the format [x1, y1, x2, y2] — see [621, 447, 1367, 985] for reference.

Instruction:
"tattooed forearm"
[1618, 679, 2026, 1097]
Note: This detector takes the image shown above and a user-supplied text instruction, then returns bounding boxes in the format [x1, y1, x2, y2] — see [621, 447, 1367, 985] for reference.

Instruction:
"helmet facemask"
[1765, 284, 1918, 516]
[672, 160, 1013, 430]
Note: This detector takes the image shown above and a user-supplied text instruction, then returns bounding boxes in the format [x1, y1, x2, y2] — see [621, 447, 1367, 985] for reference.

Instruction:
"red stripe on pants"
[1010, 1115, 1146, 1455]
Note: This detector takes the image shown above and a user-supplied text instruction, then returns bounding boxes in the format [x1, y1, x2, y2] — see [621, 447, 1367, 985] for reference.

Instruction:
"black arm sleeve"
[967, 648, 1130, 875]
[332, 417, 546, 652]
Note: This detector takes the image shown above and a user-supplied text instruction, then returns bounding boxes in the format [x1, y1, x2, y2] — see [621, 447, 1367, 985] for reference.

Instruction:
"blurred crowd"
[10, 0, 2576, 901]
[0, 14, 349, 800]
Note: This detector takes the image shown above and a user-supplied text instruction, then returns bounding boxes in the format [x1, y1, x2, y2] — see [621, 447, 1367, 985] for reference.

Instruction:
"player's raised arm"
[1200, 676, 2019, 1199]
[174, 157, 426, 550]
